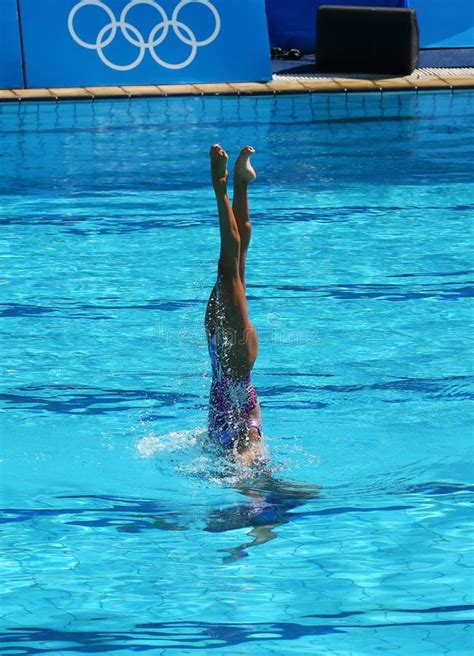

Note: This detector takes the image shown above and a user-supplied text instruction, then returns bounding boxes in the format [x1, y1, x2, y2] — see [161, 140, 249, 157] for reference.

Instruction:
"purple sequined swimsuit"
[208, 334, 262, 448]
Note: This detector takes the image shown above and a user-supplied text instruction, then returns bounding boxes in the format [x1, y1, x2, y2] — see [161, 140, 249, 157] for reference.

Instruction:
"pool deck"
[1, 69, 473, 101]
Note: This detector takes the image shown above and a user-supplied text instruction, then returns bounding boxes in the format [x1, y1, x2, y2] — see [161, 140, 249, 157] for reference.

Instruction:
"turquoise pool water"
[0, 91, 473, 654]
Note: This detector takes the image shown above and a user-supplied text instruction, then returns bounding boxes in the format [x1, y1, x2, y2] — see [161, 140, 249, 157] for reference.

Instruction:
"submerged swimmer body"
[205, 144, 264, 466]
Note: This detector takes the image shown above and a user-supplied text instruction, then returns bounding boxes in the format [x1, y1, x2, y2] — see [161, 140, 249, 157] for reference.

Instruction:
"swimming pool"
[1, 91, 473, 654]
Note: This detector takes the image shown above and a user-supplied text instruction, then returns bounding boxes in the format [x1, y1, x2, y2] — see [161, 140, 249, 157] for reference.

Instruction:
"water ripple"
[0, 385, 197, 414]
[2, 616, 473, 653]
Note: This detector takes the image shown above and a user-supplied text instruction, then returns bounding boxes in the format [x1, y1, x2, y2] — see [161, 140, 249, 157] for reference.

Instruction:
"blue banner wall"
[19, 0, 272, 88]
[408, 0, 474, 48]
[0, 0, 24, 88]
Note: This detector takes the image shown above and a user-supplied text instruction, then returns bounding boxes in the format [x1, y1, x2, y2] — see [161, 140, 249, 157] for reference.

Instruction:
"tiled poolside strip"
[0, 73, 473, 101]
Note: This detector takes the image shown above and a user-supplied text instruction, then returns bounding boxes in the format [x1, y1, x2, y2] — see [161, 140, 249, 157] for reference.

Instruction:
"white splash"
[136, 428, 206, 458]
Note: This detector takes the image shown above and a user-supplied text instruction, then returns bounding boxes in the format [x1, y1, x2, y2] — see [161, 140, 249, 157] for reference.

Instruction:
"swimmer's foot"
[210, 144, 229, 188]
[234, 146, 256, 186]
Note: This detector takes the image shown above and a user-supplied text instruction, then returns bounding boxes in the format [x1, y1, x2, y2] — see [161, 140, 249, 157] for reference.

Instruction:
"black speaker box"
[317, 6, 419, 75]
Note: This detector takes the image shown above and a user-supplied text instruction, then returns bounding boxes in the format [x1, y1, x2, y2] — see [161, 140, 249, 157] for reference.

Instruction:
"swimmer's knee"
[218, 257, 240, 280]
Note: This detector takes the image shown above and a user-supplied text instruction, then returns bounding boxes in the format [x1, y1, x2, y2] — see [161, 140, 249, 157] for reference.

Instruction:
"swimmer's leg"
[205, 146, 256, 336]
[204, 283, 217, 338]
[205, 142, 235, 338]
[232, 146, 256, 288]
[209, 144, 258, 378]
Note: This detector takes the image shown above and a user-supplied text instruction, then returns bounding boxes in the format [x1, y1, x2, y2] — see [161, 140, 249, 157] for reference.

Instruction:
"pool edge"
[0, 74, 473, 102]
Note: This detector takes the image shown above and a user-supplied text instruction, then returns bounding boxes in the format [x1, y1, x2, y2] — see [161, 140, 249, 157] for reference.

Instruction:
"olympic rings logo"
[68, 0, 221, 71]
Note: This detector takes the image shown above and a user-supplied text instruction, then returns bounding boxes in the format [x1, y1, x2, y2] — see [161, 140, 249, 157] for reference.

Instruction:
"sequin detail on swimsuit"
[208, 334, 262, 448]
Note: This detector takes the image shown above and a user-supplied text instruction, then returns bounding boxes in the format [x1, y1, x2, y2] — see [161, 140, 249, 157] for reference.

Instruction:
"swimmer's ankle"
[233, 178, 249, 190]
[212, 176, 228, 192]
